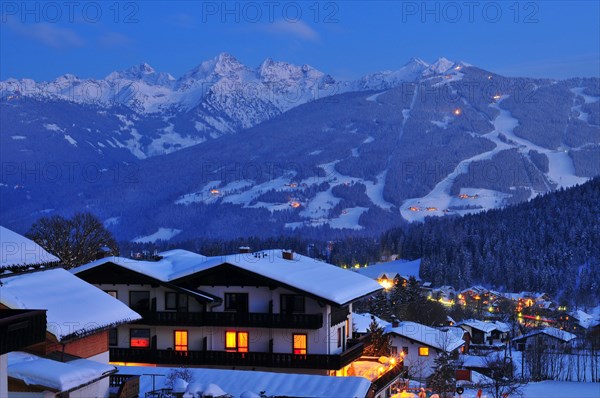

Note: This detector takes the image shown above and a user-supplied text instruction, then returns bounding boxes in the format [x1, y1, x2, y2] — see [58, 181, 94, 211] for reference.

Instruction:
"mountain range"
[1, 54, 598, 241]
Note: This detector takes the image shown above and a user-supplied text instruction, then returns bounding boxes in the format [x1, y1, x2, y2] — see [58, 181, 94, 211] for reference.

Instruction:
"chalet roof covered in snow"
[73, 249, 383, 306]
[352, 312, 390, 334]
[457, 319, 511, 333]
[119, 365, 372, 398]
[8, 351, 116, 393]
[0, 268, 141, 341]
[513, 327, 577, 343]
[71, 249, 208, 281]
[0, 226, 60, 268]
[356, 259, 421, 281]
[385, 321, 465, 352]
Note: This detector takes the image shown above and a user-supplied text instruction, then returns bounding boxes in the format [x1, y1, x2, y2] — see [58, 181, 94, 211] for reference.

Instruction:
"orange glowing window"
[225, 331, 249, 352]
[174, 330, 188, 351]
[293, 334, 307, 355]
[130, 329, 150, 348]
[419, 347, 429, 356]
[346, 319, 350, 337]
[237, 332, 249, 353]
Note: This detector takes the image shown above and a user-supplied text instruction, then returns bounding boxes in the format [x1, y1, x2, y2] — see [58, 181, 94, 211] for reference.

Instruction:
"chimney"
[391, 315, 400, 328]
[239, 246, 251, 254]
[282, 250, 294, 261]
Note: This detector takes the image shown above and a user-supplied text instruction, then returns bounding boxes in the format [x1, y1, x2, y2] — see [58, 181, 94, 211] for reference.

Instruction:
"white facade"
[102, 282, 353, 359]
[389, 335, 439, 380]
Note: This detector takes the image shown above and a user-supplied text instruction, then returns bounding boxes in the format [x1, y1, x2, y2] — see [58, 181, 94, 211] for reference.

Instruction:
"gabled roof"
[8, 351, 116, 393]
[72, 249, 207, 281]
[513, 327, 577, 343]
[457, 319, 511, 333]
[0, 268, 141, 342]
[385, 321, 465, 352]
[352, 313, 390, 334]
[356, 259, 421, 281]
[73, 249, 383, 306]
[0, 226, 60, 268]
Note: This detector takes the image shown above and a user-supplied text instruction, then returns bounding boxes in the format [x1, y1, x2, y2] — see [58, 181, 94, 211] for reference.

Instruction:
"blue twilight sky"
[1, 1, 599, 81]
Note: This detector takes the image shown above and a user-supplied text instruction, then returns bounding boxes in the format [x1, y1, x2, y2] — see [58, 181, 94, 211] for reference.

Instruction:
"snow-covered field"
[458, 381, 600, 398]
[133, 228, 182, 243]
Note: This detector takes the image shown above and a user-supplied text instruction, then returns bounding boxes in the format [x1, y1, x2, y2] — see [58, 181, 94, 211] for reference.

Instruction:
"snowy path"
[399, 94, 588, 222]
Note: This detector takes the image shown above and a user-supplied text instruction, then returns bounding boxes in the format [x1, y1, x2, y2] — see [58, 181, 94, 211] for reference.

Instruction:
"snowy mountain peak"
[405, 57, 429, 68]
[424, 57, 456, 75]
[105, 63, 175, 86]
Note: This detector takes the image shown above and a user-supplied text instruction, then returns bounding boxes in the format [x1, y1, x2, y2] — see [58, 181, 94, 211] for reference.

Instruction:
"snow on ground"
[430, 116, 452, 129]
[63, 134, 77, 146]
[133, 228, 182, 243]
[147, 124, 207, 156]
[326, 207, 368, 230]
[400, 95, 588, 222]
[458, 381, 600, 398]
[43, 123, 64, 132]
[117, 365, 371, 398]
[520, 381, 600, 398]
[366, 90, 388, 102]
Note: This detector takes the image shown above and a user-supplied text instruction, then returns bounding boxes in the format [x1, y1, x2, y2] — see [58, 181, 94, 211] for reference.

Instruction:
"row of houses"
[0, 227, 404, 398]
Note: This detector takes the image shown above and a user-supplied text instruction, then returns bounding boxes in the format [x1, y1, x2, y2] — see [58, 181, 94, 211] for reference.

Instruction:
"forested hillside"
[381, 178, 600, 306]
[122, 179, 599, 306]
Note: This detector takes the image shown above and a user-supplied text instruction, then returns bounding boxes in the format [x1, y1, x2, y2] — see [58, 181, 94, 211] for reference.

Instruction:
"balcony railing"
[110, 333, 369, 370]
[137, 311, 323, 329]
[371, 362, 404, 392]
[0, 309, 46, 355]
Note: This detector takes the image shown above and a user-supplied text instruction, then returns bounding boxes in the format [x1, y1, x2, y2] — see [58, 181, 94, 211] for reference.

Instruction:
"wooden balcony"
[371, 362, 404, 392]
[110, 334, 369, 370]
[0, 309, 46, 355]
[137, 311, 323, 329]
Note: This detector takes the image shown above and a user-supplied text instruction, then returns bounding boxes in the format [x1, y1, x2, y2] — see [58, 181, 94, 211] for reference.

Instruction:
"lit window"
[419, 347, 429, 356]
[226, 331, 237, 351]
[225, 331, 249, 352]
[105, 290, 118, 299]
[346, 319, 350, 337]
[174, 330, 188, 351]
[130, 329, 150, 348]
[237, 332, 249, 353]
[293, 334, 307, 355]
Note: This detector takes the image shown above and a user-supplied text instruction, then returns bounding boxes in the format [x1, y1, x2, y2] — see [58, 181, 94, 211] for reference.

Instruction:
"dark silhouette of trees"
[28, 213, 118, 268]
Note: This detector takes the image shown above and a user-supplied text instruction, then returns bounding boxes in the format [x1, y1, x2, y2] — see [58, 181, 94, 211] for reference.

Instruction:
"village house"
[0, 268, 142, 398]
[356, 259, 423, 290]
[71, 248, 402, 378]
[513, 327, 577, 352]
[384, 320, 465, 381]
[0, 226, 141, 398]
[456, 319, 511, 350]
